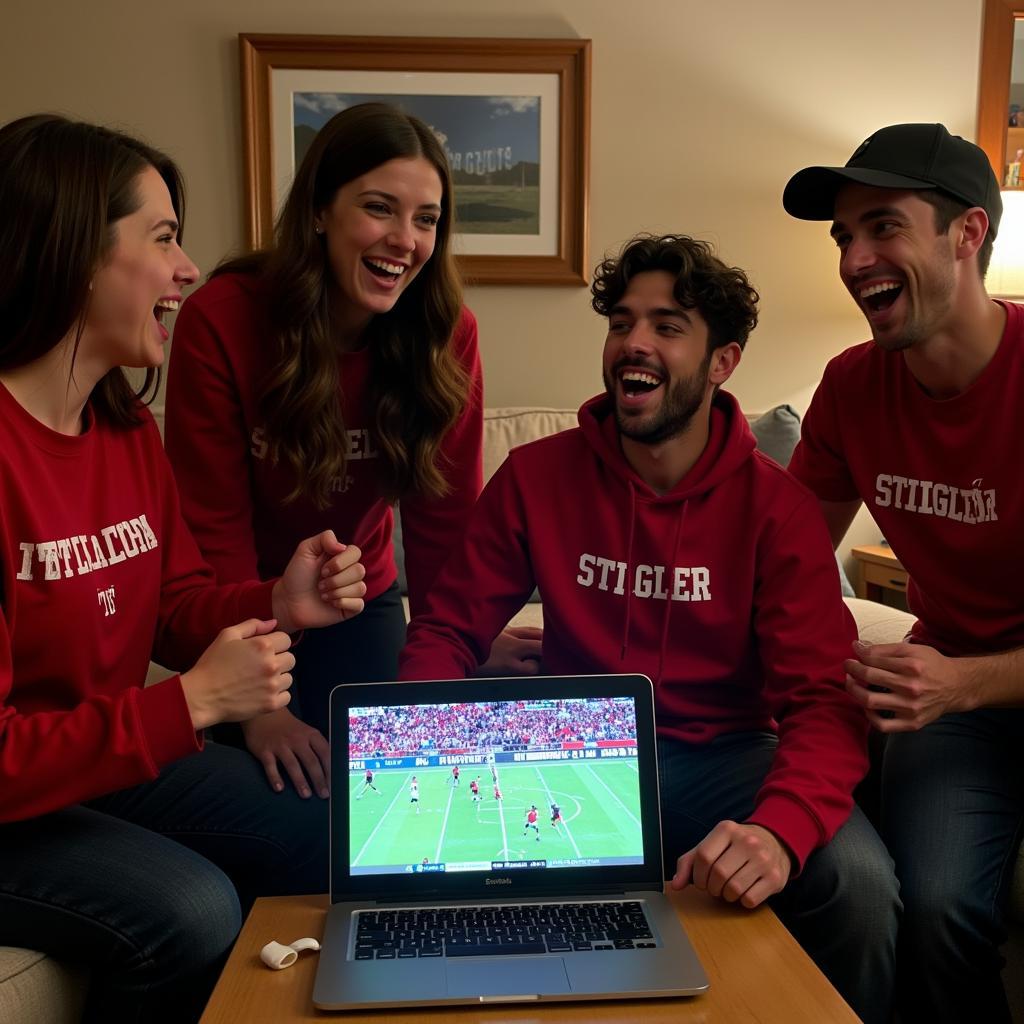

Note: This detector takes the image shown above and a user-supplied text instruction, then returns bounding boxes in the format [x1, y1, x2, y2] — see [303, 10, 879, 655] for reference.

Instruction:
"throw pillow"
[749, 403, 801, 466]
[748, 403, 854, 596]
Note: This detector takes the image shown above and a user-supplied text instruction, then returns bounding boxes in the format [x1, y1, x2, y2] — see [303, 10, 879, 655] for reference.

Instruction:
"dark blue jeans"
[881, 709, 1024, 1024]
[0, 742, 328, 1024]
[658, 731, 900, 1024]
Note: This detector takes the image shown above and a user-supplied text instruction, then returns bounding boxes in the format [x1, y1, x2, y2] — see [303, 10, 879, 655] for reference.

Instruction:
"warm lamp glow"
[987, 191, 1024, 299]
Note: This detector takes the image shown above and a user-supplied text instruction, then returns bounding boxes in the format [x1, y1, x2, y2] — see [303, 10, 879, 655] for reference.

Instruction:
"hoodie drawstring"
[620, 485, 688, 681]
[657, 501, 688, 684]
[620, 480, 638, 660]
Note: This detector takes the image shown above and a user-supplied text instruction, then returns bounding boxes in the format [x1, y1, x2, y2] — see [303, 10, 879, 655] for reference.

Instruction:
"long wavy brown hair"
[0, 114, 185, 426]
[216, 103, 469, 508]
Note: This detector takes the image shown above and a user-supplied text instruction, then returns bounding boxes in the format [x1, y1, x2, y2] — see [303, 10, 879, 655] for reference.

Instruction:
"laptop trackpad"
[445, 957, 570, 997]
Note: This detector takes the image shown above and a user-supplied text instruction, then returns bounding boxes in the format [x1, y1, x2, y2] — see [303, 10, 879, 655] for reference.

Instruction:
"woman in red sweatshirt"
[0, 115, 367, 1023]
[164, 102, 538, 799]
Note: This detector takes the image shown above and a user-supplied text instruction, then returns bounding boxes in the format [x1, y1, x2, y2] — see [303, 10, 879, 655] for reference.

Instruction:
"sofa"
[2, 405, 1020, 1021]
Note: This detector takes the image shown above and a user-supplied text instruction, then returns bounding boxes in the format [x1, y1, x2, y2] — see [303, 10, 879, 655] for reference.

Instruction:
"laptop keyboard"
[352, 900, 656, 959]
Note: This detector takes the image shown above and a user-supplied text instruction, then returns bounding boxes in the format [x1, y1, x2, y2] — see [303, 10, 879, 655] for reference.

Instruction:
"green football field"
[349, 760, 642, 872]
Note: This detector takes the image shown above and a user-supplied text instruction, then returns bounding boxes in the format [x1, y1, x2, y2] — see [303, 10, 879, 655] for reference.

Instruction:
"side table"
[851, 543, 909, 608]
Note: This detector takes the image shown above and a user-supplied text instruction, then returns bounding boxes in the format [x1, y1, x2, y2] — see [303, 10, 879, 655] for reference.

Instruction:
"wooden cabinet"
[850, 544, 909, 608]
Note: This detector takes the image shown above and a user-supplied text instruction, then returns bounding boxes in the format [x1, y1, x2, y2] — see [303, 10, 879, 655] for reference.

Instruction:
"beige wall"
[3, 0, 984, 563]
[1, 0, 984, 412]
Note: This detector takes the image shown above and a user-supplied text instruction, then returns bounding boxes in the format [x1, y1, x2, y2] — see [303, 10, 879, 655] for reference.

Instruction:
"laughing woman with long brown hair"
[165, 103, 540, 801]
[0, 113, 367, 1023]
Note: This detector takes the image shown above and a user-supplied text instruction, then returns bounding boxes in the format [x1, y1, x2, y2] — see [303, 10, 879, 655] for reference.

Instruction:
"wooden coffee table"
[200, 889, 857, 1022]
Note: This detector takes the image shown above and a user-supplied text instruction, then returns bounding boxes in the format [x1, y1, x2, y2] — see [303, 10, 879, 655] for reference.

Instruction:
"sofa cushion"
[0, 948, 87, 1024]
[482, 407, 578, 481]
[843, 597, 913, 645]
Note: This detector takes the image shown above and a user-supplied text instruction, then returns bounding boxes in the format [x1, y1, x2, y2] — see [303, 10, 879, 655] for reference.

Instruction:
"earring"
[314, 224, 324, 235]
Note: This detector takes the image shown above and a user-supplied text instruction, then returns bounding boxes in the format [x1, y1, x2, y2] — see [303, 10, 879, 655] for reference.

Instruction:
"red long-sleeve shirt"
[0, 383, 275, 822]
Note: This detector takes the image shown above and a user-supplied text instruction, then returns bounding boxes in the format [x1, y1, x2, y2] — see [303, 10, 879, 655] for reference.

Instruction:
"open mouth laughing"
[621, 368, 663, 395]
[616, 365, 665, 407]
[858, 279, 903, 318]
[153, 298, 179, 339]
[364, 257, 408, 282]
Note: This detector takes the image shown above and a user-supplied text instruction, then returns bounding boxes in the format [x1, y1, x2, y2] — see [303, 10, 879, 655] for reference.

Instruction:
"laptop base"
[313, 891, 707, 1010]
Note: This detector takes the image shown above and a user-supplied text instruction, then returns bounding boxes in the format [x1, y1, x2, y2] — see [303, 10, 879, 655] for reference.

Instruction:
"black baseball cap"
[783, 123, 1002, 237]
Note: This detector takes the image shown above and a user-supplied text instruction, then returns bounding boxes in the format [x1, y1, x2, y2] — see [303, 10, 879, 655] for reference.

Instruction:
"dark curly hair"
[591, 234, 759, 351]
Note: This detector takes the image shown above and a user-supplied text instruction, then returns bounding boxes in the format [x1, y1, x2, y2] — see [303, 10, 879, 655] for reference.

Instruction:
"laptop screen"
[347, 696, 642, 878]
[330, 675, 663, 902]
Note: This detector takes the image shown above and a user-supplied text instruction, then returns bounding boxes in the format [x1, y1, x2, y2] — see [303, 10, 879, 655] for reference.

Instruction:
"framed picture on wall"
[239, 34, 591, 285]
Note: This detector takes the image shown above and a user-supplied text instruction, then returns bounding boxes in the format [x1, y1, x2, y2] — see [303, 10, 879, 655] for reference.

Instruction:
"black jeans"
[882, 709, 1024, 1024]
[0, 743, 328, 1024]
[658, 731, 901, 1024]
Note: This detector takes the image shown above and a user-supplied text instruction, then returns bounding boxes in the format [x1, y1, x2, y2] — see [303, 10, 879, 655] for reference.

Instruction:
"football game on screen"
[348, 697, 643, 876]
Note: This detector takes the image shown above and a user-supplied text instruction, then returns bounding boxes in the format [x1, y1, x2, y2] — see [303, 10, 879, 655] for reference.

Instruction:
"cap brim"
[782, 166, 938, 220]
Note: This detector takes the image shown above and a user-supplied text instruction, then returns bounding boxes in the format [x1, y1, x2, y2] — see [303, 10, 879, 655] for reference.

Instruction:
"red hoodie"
[401, 391, 867, 867]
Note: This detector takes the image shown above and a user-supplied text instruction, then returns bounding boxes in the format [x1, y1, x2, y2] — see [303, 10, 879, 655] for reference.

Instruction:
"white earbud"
[260, 936, 321, 970]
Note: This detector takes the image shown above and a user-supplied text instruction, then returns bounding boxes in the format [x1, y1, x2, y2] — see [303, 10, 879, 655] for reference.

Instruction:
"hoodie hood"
[578, 389, 757, 502]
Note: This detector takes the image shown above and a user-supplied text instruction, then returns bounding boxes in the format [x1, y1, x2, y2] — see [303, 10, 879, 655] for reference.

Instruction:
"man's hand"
[476, 626, 544, 676]
[272, 531, 366, 633]
[181, 619, 295, 731]
[670, 821, 792, 909]
[241, 708, 331, 799]
[845, 639, 972, 732]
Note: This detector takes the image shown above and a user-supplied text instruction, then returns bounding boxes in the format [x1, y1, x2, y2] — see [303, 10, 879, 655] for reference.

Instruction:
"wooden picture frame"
[239, 34, 591, 285]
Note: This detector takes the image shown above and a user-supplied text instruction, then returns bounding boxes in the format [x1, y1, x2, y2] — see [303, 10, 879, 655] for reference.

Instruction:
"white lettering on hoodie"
[577, 552, 710, 601]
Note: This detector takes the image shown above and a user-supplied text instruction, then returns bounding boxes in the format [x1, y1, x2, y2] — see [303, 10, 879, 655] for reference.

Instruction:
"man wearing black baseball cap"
[783, 122, 1003, 233]
[784, 123, 1023, 1023]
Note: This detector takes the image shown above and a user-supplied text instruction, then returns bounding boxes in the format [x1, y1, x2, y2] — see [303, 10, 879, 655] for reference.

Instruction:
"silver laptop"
[312, 673, 708, 1011]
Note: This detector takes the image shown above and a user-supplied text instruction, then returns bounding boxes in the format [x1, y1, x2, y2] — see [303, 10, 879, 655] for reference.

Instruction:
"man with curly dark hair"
[401, 233, 898, 1023]
[590, 235, 759, 449]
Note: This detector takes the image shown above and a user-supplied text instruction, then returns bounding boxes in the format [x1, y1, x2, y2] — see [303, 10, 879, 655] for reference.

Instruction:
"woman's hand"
[272, 531, 366, 633]
[180, 618, 295, 731]
[241, 707, 331, 799]
[476, 626, 544, 676]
